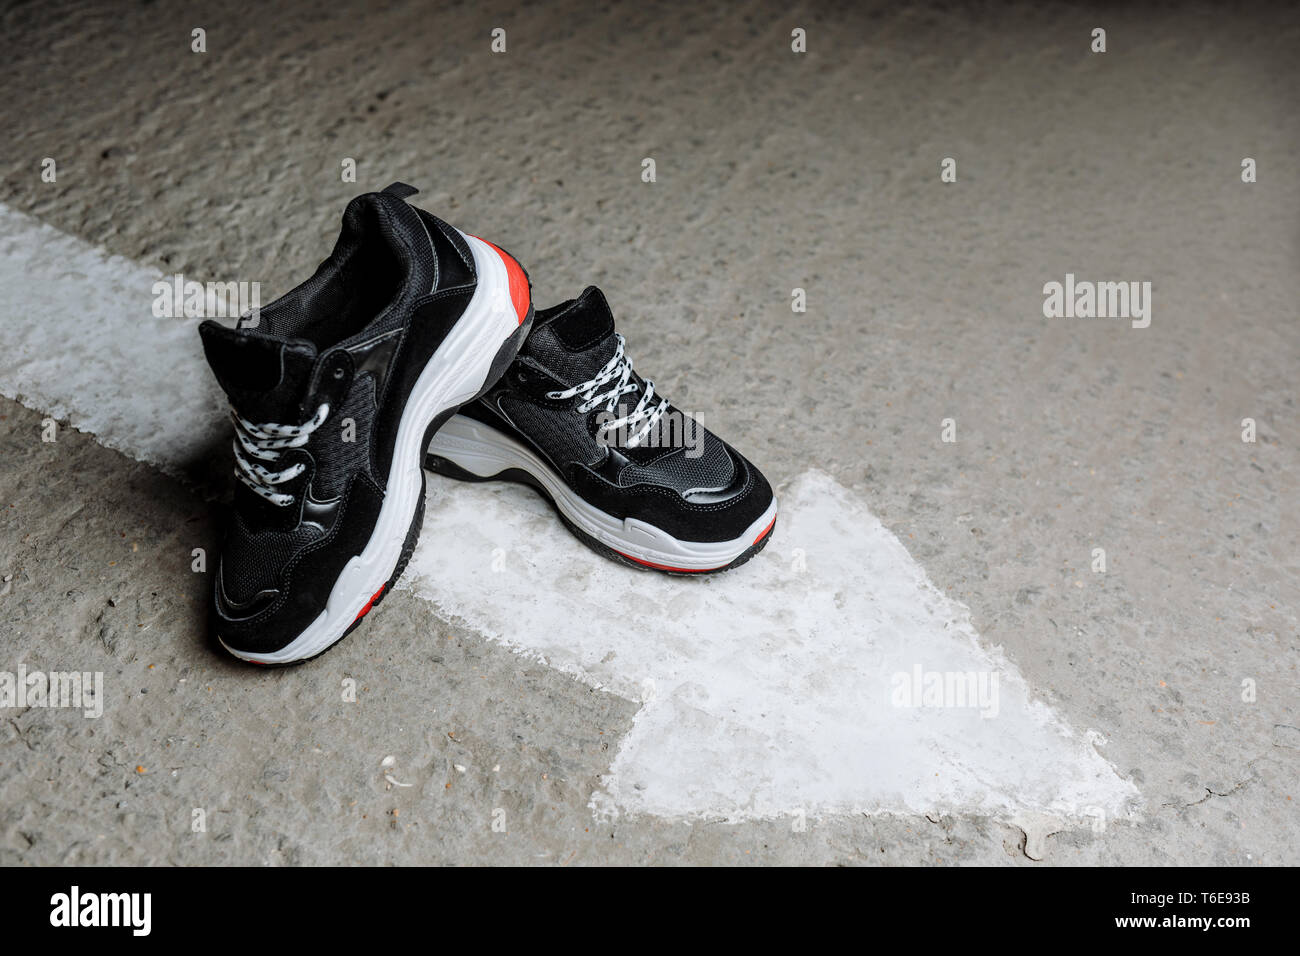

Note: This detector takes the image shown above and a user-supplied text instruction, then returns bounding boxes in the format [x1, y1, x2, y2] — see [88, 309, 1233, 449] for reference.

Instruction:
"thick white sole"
[426, 414, 779, 572]
[221, 234, 527, 664]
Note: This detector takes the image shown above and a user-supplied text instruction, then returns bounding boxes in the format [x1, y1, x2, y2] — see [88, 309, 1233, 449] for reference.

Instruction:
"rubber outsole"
[423, 457, 777, 576]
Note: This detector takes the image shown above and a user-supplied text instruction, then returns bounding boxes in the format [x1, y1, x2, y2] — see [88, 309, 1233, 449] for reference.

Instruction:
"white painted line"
[0, 203, 1139, 825]
[0, 204, 228, 474]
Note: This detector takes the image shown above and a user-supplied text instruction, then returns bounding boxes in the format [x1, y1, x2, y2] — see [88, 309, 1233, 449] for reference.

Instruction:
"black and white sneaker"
[199, 183, 533, 664]
[425, 287, 777, 573]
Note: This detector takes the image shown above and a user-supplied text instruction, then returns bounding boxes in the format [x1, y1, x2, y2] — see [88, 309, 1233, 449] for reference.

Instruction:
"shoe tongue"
[525, 286, 619, 383]
[198, 320, 319, 424]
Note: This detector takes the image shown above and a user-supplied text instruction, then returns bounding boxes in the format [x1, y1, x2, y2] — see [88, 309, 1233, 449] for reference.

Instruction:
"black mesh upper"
[500, 287, 738, 499]
[499, 396, 603, 468]
[521, 325, 618, 385]
[220, 511, 320, 604]
[618, 434, 735, 495]
[312, 373, 378, 500]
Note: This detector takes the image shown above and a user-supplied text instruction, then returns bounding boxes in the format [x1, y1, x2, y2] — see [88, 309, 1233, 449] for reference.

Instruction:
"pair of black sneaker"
[200, 184, 778, 664]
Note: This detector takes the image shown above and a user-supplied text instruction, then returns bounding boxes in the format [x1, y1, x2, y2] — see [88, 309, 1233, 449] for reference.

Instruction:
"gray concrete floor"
[1, 0, 1297, 864]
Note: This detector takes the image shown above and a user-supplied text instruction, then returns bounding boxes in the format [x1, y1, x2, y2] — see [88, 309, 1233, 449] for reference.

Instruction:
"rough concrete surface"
[1, 0, 1297, 864]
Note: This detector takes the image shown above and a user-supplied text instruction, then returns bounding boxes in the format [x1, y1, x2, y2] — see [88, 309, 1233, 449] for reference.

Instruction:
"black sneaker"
[424, 287, 777, 573]
[199, 182, 533, 664]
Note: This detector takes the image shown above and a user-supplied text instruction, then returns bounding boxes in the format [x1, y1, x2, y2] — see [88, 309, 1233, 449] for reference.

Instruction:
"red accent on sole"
[752, 514, 777, 545]
[353, 584, 386, 622]
[614, 550, 716, 573]
[474, 237, 531, 325]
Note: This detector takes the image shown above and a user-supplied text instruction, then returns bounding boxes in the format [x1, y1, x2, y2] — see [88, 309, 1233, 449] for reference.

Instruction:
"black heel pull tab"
[381, 182, 419, 199]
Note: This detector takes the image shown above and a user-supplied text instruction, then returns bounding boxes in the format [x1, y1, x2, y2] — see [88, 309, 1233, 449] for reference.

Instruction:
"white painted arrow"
[0, 203, 1138, 825]
[414, 472, 1137, 823]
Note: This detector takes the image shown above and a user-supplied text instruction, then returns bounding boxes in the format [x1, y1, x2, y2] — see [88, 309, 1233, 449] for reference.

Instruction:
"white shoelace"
[231, 403, 330, 506]
[545, 333, 668, 448]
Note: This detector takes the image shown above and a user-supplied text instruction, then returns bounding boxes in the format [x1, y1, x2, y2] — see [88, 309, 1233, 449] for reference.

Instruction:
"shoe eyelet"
[332, 366, 346, 381]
